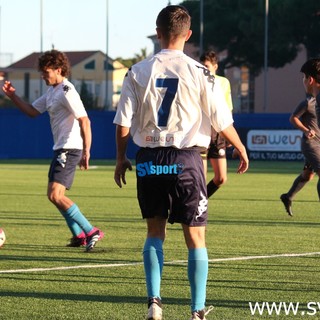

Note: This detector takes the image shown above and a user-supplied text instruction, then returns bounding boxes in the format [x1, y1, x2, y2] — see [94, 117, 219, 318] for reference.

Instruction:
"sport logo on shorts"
[136, 161, 184, 177]
[196, 191, 208, 220]
[57, 151, 68, 168]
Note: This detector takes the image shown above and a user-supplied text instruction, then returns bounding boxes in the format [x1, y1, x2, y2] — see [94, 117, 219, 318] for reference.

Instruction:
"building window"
[84, 60, 95, 70]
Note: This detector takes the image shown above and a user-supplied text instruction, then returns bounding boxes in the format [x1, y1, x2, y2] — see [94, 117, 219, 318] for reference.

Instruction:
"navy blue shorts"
[48, 149, 82, 189]
[136, 147, 208, 226]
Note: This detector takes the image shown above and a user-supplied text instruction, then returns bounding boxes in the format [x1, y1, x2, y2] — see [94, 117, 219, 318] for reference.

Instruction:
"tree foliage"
[115, 47, 149, 68]
[80, 80, 95, 109]
[181, 0, 320, 76]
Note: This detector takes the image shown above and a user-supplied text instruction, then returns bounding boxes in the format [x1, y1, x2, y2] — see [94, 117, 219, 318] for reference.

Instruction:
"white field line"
[0, 251, 320, 274]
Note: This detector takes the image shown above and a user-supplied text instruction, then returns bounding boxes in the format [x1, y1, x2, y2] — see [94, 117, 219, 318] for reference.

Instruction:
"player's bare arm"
[114, 125, 132, 188]
[290, 114, 315, 139]
[78, 116, 91, 170]
[2, 81, 40, 118]
[221, 124, 249, 174]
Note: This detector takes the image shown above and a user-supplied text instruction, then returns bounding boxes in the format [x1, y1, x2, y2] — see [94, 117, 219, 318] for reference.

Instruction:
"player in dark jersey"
[280, 97, 320, 216]
[300, 58, 320, 126]
[281, 58, 320, 216]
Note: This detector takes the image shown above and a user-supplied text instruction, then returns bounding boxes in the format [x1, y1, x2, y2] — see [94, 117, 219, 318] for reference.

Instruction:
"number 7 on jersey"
[156, 78, 179, 127]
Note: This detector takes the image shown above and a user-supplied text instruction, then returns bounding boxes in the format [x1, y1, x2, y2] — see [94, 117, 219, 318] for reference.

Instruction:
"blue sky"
[0, 0, 181, 66]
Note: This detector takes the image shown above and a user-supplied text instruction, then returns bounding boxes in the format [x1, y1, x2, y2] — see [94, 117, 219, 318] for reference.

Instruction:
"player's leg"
[144, 216, 166, 319]
[201, 151, 208, 180]
[211, 157, 227, 187]
[47, 149, 103, 249]
[281, 164, 314, 216]
[206, 135, 227, 198]
[182, 224, 208, 314]
[315, 170, 320, 200]
[207, 157, 227, 197]
[172, 149, 211, 318]
[287, 168, 314, 200]
[48, 181, 93, 234]
[47, 181, 103, 248]
[308, 143, 320, 200]
[47, 181, 73, 210]
[136, 147, 167, 319]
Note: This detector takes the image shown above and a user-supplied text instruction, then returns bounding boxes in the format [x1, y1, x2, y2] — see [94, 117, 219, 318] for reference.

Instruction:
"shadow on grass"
[0, 291, 257, 309]
[0, 291, 146, 304]
[209, 219, 320, 227]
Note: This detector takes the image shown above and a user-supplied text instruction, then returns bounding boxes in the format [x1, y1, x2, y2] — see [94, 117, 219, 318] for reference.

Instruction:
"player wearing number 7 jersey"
[113, 5, 249, 320]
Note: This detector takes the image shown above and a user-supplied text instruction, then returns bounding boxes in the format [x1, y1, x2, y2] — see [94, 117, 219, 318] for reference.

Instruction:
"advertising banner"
[239, 129, 304, 161]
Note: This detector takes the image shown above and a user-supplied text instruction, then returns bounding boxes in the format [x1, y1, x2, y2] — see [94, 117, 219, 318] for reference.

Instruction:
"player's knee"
[47, 190, 61, 205]
[302, 172, 314, 182]
[184, 228, 206, 249]
[214, 176, 227, 187]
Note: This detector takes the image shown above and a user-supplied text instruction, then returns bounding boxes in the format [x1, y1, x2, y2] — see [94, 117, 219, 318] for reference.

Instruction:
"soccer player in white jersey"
[113, 5, 249, 320]
[2, 50, 104, 252]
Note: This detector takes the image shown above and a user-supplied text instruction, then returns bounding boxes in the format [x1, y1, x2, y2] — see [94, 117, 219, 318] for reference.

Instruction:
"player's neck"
[311, 86, 320, 98]
[52, 76, 66, 87]
[161, 39, 186, 51]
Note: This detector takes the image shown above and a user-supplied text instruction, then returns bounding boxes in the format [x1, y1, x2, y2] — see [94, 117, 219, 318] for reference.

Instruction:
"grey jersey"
[292, 97, 319, 144]
[293, 97, 320, 170]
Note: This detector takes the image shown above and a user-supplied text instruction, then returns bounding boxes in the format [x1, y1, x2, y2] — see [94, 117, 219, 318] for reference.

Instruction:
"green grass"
[0, 160, 320, 319]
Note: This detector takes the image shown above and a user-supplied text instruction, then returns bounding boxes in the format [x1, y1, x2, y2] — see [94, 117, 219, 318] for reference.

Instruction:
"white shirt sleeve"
[201, 76, 233, 133]
[32, 93, 48, 113]
[62, 84, 88, 119]
[113, 71, 136, 128]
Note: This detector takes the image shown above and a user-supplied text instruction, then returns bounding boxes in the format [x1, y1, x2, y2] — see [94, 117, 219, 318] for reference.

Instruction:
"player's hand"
[306, 129, 316, 139]
[235, 148, 249, 174]
[2, 81, 16, 97]
[79, 151, 90, 170]
[114, 157, 132, 188]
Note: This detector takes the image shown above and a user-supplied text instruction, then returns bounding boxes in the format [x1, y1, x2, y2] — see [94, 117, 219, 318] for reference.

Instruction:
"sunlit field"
[0, 160, 319, 320]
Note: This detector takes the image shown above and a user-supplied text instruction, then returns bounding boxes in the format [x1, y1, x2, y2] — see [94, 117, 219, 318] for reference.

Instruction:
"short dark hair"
[300, 58, 320, 83]
[200, 50, 218, 65]
[38, 50, 70, 77]
[156, 5, 191, 40]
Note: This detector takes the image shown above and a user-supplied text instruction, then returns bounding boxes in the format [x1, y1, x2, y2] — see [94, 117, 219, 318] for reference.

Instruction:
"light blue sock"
[59, 208, 83, 237]
[188, 247, 208, 312]
[61, 204, 93, 235]
[143, 237, 164, 299]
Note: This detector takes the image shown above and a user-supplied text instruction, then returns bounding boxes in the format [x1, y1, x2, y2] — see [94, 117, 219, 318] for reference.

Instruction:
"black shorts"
[136, 147, 208, 226]
[48, 149, 82, 189]
[303, 161, 315, 172]
[302, 139, 320, 171]
[207, 133, 227, 159]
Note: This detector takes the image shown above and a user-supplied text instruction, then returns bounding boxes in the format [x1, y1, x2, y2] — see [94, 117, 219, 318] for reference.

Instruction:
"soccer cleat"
[85, 228, 104, 252]
[190, 306, 214, 320]
[146, 297, 162, 320]
[280, 194, 293, 216]
[66, 235, 86, 247]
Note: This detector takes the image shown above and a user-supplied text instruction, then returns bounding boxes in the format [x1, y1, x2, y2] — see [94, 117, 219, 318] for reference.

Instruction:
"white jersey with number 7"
[113, 49, 233, 149]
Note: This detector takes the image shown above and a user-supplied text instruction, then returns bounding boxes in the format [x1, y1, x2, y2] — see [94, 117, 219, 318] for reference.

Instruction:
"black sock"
[287, 174, 308, 200]
[207, 180, 219, 198]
